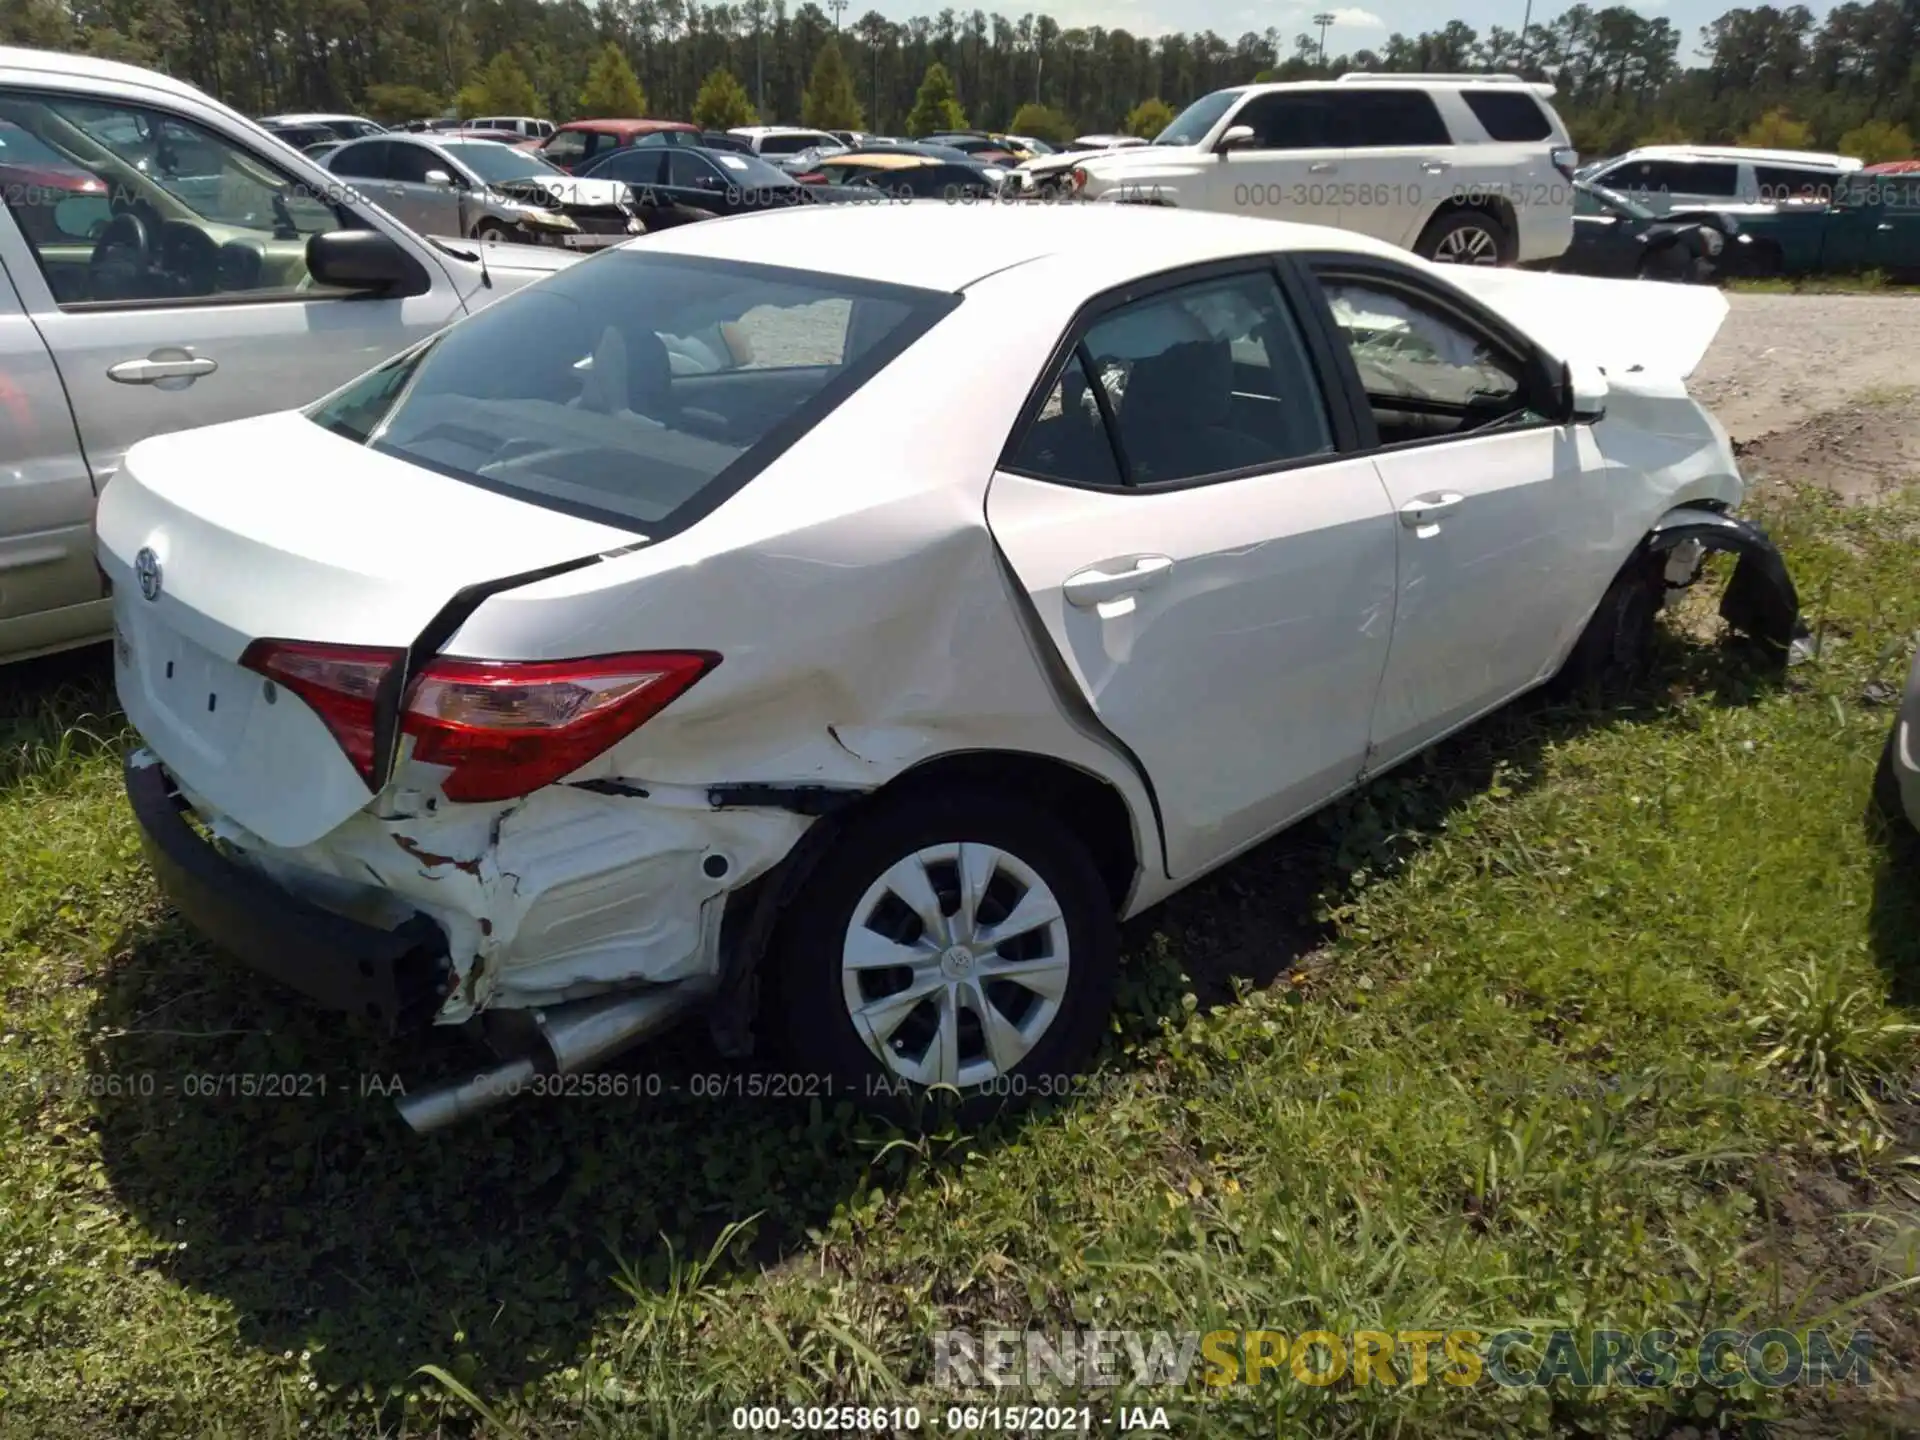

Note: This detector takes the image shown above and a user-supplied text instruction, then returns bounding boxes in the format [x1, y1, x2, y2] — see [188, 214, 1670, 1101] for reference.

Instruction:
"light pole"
[1517, 0, 1533, 71]
[1313, 11, 1335, 67]
[828, 0, 847, 29]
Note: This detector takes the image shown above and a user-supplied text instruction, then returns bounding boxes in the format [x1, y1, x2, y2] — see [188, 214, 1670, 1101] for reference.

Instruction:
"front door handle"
[1063, 554, 1173, 607]
[1421, 159, 1452, 174]
[1308, 161, 1337, 174]
[107, 348, 218, 387]
[1877, 222, 1895, 231]
[1400, 492, 1465, 531]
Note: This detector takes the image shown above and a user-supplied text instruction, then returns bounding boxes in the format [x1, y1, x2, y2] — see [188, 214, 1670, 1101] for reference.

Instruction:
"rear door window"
[1753, 165, 1835, 203]
[1330, 89, 1452, 147]
[1607, 159, 1739, 201]
[305, 253, 959, 535]
[543, 130, 588, 165]
[1460, 89, 1552, 142]
[329, 138, 390, 178]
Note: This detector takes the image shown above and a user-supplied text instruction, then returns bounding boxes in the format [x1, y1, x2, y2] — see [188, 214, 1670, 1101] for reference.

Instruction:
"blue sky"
[862, 0, 1837, 63]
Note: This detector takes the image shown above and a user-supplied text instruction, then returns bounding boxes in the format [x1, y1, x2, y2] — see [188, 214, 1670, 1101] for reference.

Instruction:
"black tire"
[1874, 723, 1909, 830]
[1417, 208, 1513, 267]
[1556, 546, 1667, 696]
[763, 790, 1119, 1125]
[472, 219, 514, 243]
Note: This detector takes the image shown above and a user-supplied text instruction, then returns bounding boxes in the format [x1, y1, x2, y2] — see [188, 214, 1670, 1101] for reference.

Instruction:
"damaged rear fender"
[1647, 505, 1803, 654]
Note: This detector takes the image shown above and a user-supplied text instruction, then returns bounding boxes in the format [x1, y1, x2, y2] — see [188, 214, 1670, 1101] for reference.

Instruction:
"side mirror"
[306, 228, 425, 293]
[1557, 357, 1608, 423]
[424, 169, 453, 187]
[1215, 124, 1256, 156]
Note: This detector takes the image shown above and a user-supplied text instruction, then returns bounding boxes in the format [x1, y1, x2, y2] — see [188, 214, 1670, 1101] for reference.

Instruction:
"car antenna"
[477, 233, 493, 288]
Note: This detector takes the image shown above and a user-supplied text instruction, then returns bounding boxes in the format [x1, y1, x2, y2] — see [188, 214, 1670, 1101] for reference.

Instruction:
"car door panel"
[987, 265, 1398, 880]
[1366, 426, 1618, 763]
[989, 464, 1398, 878]
[0, 232, 105, 655]
[1327, 89, 1456, 249]
[1209, 91, 1346, 227]
[1304, 266, 1624, 769]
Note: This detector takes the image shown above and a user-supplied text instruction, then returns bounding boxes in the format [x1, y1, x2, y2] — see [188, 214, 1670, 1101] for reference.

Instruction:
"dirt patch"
[1692, 293, 1920, 445]
[1736, 395, 1920, 506]
[1753, 1106, 1920, 1439]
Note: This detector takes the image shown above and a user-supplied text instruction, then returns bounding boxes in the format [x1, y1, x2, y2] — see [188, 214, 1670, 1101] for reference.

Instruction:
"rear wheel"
[765, 791, 1118, 1123]
[1418, 209, 1512, 267]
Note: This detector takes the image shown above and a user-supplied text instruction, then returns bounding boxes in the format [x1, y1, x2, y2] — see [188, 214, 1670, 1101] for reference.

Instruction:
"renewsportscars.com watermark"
[934, 1327, 1874, 1391]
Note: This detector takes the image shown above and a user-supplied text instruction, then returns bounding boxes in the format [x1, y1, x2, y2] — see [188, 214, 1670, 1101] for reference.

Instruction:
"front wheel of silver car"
[766, 792, 1118, 1122]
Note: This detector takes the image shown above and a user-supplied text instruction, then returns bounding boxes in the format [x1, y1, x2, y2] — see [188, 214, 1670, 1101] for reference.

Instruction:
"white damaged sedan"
[99, 203, 1801, 1130]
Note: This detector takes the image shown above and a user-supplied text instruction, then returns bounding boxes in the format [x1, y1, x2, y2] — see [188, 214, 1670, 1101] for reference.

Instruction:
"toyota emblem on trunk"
[134, 547, 162, 602]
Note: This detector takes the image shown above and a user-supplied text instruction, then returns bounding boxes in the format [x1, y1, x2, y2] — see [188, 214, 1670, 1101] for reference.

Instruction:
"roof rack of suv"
[1336, 71, 1556, 97]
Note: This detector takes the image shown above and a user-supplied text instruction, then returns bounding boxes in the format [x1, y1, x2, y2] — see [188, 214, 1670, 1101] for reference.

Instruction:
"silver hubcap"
[841, 842, 1071, 1089]
[1433, 225, 1500, 265]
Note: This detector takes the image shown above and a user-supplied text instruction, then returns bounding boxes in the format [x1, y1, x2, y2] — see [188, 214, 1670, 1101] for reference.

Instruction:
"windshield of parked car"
[1155, 89, 1240, 146]
[439, 139, 562, 183]
[305, 253, 959, 534]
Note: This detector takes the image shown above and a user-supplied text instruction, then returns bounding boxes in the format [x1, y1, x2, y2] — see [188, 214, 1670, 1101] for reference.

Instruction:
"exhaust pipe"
[396, 985, 701, 1133]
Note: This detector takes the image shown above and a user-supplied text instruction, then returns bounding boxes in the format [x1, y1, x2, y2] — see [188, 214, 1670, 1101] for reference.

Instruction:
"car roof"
[558, 118, 696, 135]
[730, 125, 833, 136]
[828, 153, 939, 169]
[0, 43, 212, 102]
[1610, 145, 1861, 169]
[626, 199, 1405, 292]
[262, 112, 375, 125]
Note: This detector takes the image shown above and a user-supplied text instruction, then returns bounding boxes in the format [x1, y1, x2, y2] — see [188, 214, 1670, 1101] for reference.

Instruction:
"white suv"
[1068, 74, 1577, 266]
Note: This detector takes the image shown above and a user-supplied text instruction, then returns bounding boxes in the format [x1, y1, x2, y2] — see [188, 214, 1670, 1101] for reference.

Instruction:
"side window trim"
[996, 254, 1361, 495]
[1286, 250, 1561, 458]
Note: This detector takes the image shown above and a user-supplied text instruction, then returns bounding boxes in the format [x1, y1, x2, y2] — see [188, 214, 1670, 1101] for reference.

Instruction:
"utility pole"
[1034, 49, 1042, 103]
[1517, 0, 1534, 71]
[756, 26, 764, 114]
[1313, 11, 1335, 67]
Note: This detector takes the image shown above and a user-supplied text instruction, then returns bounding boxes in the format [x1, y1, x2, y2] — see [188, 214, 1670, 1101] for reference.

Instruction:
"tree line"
[3, 0, 1915, 160]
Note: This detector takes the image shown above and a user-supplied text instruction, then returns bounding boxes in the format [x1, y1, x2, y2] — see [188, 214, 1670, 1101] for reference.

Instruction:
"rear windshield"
[305, 252, 957, 535]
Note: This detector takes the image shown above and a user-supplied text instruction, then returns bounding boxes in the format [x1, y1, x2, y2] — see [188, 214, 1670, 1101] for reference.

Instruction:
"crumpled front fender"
[1648, 506, 1804, 654]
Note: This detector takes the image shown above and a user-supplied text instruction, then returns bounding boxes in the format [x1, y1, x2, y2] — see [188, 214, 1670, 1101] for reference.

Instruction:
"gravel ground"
[1691, 292, 1920, 444]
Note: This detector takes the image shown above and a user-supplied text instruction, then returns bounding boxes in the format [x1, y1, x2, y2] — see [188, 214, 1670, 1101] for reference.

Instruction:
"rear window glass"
[305, 253, 957, 535]
[1753, 165, 1836, 203]
[1460, 89, 1552, 142]
[1331, 90, 1451, 148]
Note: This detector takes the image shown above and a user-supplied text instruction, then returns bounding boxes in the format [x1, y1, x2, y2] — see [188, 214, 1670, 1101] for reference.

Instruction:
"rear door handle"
[1421, 159, 1452, 174]
[1308, 161, 1337, 174]
[1400, 492, 1465, 530]
[1063, 554, 1173, 607]
[107, 349, 218, 386]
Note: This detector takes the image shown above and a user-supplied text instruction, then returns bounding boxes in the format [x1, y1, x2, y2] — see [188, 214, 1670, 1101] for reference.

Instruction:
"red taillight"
[401, 652, 717, 801]
[240, 642, 718, 803]
[241, 639, 400, 784]
[1071, 165, 1089, 192]
[1551, 146, 1579, 182]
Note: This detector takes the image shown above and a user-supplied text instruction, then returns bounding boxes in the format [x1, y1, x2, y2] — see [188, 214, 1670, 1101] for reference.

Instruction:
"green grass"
[5, 483, 1920, 1438]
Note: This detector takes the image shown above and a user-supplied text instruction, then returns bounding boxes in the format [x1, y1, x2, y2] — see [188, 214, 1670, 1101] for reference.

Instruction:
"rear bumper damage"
[128, 750, 817, 1027]
[125, 751, 453, 1030]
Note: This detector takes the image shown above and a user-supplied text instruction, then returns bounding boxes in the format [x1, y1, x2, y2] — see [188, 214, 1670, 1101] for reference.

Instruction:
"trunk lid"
[99, 410, 639, 847]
